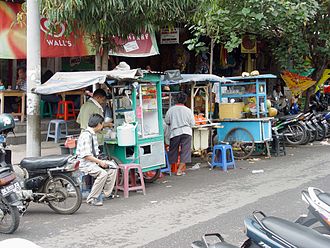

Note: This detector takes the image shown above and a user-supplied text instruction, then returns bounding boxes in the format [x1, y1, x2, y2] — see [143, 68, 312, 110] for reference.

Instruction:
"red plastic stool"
[115, 163, 146, 198]
[56, 100, 76, 120]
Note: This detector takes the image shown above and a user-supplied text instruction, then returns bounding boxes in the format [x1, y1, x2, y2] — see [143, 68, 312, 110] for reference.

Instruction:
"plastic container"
[219, 102, 244, 119]
[117, 123, 136, 146]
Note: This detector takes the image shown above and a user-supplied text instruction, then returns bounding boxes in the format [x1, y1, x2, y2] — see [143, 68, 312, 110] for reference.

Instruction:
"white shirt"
[273, 90, 283, 100]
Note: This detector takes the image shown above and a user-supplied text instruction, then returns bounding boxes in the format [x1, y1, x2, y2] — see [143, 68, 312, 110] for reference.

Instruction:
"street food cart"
[215, 74, 277, 159]
[104, 73, 165, 182]
[34, 69, 166, 183]
[161, 74, 230, 158]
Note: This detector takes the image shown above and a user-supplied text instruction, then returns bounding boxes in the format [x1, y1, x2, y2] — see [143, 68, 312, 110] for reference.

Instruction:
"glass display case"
[136, 84, 159, 138]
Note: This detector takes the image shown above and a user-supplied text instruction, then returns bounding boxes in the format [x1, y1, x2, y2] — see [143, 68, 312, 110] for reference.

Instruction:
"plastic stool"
[115, 163, 146, 198]
[161, 151, 172, 176]
[40, 100, 52, 118]
[56, 100, 76, 120]
[46, 119, 68, 143]
[211, 144, 236, 171]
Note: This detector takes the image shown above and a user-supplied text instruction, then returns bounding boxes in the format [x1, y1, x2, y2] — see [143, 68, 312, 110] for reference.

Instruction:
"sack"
[164, 69, 183, 81]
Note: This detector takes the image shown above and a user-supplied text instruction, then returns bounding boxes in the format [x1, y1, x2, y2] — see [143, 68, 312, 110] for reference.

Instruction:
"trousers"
[81, 164, 117, 202]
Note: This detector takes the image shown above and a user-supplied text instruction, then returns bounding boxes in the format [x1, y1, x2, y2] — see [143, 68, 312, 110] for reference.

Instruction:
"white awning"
[34, 69, 142, 95]
[161, 74, 232, 85]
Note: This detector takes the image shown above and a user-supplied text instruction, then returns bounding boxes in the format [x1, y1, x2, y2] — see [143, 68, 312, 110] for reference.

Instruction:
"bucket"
[117, 123, 136, 146]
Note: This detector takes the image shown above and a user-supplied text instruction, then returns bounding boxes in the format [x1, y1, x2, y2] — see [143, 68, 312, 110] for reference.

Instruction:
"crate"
[219, 102, 244, 119]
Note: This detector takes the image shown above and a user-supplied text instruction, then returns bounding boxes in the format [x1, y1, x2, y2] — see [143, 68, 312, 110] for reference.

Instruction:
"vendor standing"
[165, 92, 195, 176]
[77, 88, 112, 152]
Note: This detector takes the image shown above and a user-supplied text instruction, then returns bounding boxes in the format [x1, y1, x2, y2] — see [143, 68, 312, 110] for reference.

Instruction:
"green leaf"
[241, 7, 251, 16]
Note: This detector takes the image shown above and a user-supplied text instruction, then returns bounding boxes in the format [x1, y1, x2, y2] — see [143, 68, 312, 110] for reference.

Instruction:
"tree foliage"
[42, 0, 198, 49]
[185, 0, 329, 80]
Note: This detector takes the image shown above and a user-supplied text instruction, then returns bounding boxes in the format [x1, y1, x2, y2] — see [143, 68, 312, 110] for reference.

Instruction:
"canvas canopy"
[34, 68, 142, 95]
[161, 74, 232, 85]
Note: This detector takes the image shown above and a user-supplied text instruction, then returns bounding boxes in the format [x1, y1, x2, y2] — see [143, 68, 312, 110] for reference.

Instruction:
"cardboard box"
[219, 102, 244, 119]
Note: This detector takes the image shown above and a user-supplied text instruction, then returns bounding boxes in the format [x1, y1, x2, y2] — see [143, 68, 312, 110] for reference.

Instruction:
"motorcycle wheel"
[309, 130, 317, 143]
[300, 129, 311, 145]
[284, 124, 306, 145]
[0, 195, 20, 234]
[44, 174, 82, 215]
[315, 125, 326, 141]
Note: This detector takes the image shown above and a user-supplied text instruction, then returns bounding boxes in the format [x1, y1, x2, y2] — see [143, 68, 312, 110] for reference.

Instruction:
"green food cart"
[104, 73, 166, 183]
[34, 70, 166, 183]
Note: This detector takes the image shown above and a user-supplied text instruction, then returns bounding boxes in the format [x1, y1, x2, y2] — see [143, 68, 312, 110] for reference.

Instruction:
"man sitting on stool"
[76, 114, 117, 206]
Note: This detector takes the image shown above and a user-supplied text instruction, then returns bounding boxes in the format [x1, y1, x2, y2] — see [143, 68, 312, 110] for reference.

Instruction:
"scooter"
[192, 211, 330, 248]
[296, 187, 330, 235]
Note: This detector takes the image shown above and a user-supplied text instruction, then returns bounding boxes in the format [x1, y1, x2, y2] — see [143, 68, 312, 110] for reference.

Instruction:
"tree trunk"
[101, 46, 109, 71]
[303, 60, 329, 112]
[209, 39, 214, 74]
[95, 51, 102, 71]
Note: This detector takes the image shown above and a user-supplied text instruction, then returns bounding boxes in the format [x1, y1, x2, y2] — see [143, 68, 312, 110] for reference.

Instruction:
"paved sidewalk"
[8, 141, 62, 164]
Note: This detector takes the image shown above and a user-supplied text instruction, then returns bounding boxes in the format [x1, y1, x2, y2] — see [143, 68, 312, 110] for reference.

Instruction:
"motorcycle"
[272, 113, 307, 145]
[0, 114, 82, 216]
[296, 187, 330, 235]
[0, 134, 24, 234]
[192, 211, 330, 248]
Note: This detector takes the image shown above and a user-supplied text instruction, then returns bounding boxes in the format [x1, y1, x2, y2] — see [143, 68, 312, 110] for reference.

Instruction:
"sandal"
[176, 171, 186, 176]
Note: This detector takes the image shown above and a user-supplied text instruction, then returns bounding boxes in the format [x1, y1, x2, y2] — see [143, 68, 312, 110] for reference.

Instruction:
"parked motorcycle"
[0, 138, 24, 233]
[192, 211, 330, 248]
[272, 113, 307, 145]
[296, 187, 330, 235]
[0, 114, 82, 216]
[0, 114, 26, 234]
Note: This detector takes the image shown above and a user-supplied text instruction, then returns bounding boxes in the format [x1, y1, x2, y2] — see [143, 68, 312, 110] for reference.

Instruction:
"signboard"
[0, 2, 159, 59]
[241, 35, 257, 53]
[109, 32, 159, 57]
[281, 71, 316, 95]
[0, 2, 93, 59]
[160, 28, 179, 44]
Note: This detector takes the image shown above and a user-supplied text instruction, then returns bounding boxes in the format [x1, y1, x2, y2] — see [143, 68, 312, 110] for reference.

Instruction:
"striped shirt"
[76, 127, 99, 168]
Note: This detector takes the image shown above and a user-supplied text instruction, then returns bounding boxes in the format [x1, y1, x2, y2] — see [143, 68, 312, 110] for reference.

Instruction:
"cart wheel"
[224, 127, 255, 160]
[143, 169, 161, 183]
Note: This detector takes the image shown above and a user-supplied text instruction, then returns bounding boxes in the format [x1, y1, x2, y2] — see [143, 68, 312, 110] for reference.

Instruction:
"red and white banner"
[0, 2, 159, 59]
[109, 32, 159, 57]
[0, 2, 93, 59]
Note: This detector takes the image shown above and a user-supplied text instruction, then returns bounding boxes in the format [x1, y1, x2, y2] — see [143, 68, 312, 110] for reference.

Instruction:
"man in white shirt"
[76, 114, 117, 206]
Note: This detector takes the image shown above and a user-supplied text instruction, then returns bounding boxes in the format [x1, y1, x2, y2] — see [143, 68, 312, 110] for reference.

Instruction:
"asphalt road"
[1, 142, 330, 248]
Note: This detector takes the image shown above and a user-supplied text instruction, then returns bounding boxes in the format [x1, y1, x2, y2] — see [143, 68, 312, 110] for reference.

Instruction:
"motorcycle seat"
[319, 193, 330, 206]
[262, 216, 330, 248]
[278, 114, 299, 121]
[20, 155, 70, 171]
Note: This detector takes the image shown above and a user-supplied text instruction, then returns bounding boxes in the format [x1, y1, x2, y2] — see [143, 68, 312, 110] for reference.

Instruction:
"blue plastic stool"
[211, 144, 236, 171]
[46, 119, 68, 143]
[161, 151, 172, 176]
